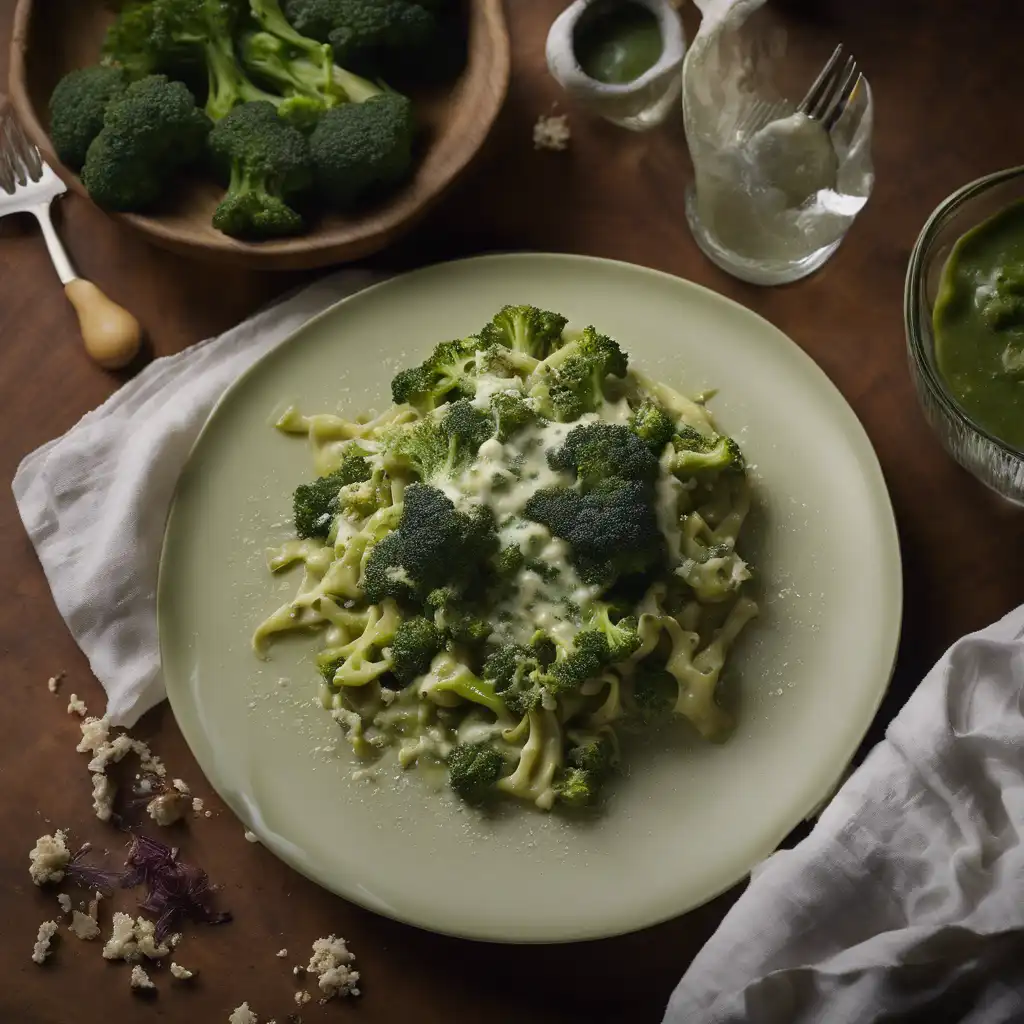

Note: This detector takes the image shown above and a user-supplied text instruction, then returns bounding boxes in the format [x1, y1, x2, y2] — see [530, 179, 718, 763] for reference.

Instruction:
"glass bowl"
[905, 165, 1024, 504]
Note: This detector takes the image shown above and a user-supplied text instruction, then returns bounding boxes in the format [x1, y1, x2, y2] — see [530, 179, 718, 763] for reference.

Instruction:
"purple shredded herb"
[125, 833, 231, 941]
[65, 845, 129, 893]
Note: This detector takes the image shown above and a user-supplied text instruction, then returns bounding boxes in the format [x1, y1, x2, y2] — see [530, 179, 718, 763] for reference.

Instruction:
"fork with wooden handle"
[0, 99, 141, 370]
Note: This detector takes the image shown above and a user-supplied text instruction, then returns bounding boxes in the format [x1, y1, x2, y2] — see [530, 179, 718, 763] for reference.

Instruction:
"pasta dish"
[254, 304, 758, 810]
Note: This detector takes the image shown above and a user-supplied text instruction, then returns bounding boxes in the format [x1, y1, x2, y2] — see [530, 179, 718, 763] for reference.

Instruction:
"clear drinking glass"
[681, 3, 875, 285]
[905, 166, 1024, 505]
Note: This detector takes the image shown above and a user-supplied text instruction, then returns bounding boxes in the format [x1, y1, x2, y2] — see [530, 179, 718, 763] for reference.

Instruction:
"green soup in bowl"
[906, 166, 1024, 503]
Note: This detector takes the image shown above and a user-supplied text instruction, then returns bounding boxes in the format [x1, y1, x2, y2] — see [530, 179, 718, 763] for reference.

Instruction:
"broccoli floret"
[631, 667, 676, 720]
[489, 391, 538, 443]
[101, 2, 164, 78]
[547, 630, 609, 693]
[668, 426, 745, 476]
[629, 399, 676, 454]
[207, 101, 313, 239]
[493, 544, 525, 577]
[239, 32, 338, 122]
[309, 92, 414, 210]
[523, 480, 665, 587]
[555, 766, 602, 807]
[584, 602, 641, 661]
[555, 733, 615, 807]
[567, 732, 615, 775]
[389, 616, 443, 684]
[292, 452, 369, 538]
[242, 1, 385, 107]
[391, 337, 490, 412]
[102, 0, 282, 122]
[477, 304, 568, 360]
[284, 0, 436, 74]
[548, 422, 659, 488]
[384, 400, 495, 482]
[529, 326, 628, 422]
[481, 643, 547, 716]
[447, 741, 503, 803]
[81, 75, 211, 211]
[361, 483, 496, 603]
[48, 66, 129, 170]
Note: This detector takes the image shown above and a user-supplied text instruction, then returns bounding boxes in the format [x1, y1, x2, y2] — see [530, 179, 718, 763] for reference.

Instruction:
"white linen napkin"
[664, 604, 1024, 1024]
[12, 270, 380, 728]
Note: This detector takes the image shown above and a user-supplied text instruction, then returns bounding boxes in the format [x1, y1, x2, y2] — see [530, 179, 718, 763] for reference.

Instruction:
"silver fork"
[0, 100, 141, 369]
[737, 44, 863, 137]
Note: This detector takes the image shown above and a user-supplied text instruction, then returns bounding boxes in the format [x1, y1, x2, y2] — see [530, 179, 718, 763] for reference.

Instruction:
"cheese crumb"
[276, 948, 288, 958]
[169, 962, 194, 980]
[102, 913, 169, 961]
[228, 1002, 258, 1024]
[131, 739, 166, 777]
[69, 910, 101, 941]
[67, 693, 87, 717]
[88, 734, 133, 772]
[130, 965, 156, 991]
[103, 912, 138, 960]
[32, 920, 58, 964]
[91, 772, 116, 821]
[147, 790, 188, 827]
[47, 673, 64, 693]
[171, 778, 190, 795]
[294, 990, 311, 1005]
[243, 830, 258, 843]
[533, 113, 571, 151]
[307, 934, 360, 999]
[77, 716, 110, 754]
[29, 830, 70, 885]
[57, 894, 72, 914]
[191, 797, 205, 815]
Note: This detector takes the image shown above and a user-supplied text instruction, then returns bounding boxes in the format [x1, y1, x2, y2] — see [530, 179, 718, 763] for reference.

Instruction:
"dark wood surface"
[2, 2, 1022, 1022]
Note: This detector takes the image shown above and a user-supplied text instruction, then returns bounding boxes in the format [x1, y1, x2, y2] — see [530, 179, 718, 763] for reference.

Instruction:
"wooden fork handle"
[64, 279, 142, 370]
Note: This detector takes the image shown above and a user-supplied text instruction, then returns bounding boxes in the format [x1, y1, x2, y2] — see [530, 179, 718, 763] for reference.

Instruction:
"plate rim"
[157, 252, 903, 942]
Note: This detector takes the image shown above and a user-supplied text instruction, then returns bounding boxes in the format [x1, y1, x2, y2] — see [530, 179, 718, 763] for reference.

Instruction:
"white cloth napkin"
[664, 604, 1024, 1024]
[13, 270, 379, 728]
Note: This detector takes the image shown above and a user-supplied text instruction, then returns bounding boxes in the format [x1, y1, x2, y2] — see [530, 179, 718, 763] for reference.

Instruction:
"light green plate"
[159, 254, 901, 943]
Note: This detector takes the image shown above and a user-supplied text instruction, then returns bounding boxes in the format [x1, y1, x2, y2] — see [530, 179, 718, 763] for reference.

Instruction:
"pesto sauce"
[933, 199, 1024, 450]
[574, 2, 662, 86]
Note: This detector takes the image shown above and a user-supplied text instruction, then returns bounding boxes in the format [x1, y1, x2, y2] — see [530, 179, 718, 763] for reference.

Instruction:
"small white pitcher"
[545, 0, 687, 130]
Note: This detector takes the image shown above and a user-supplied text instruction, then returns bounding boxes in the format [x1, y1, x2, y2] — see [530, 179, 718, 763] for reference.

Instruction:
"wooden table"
[3, 1, 1022, 1021]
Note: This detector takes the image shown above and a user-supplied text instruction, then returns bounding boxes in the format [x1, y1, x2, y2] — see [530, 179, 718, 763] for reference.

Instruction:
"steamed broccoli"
[477, 304, 568, 360]
[383, 400, 495, 482]
[555, 733, 615, 807]
[631, 667, 676, 720]
[309, 92, 415, 210]
[584, 602, 641, 661]
[102, 0, 280, 122]
[481, 642, 549, 716]
[48, 66, 129, 170]
[81, 75, 211, 211]
[447, 741, 503, 803]
[629, 398, 676, 454]
[667, 426, 745, 476]
[208, 101, 313, 238]
[548, 422, 659, 488]
[493, 544, 525, 577]
[546, 630, 610, 693]
[391, 337, 490, 411]
[388, 615, 443, 684]
[361, 483, 496, 604]
[284, 0, 435, 73]
[529, 326, 629, 422]
[489, 390, 539, 442]
[523, 480, 665, 587]
[292, 452, 371, 538]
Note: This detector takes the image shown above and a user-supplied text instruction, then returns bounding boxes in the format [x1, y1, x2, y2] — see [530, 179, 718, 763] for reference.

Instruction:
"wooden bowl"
[8, 0, 509, 270]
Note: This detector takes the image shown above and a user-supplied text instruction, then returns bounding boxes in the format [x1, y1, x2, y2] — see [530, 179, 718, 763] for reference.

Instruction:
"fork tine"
[797, 44, 845, 117]
[1, 118, 28, 188]
[821, 65, 861, 131]
[4, 112, 43, 181]
[809, 54, 856, 122]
